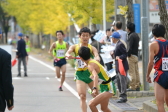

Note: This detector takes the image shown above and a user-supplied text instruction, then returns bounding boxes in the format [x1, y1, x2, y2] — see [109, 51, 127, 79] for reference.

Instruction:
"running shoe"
[59, 87, 63, 91]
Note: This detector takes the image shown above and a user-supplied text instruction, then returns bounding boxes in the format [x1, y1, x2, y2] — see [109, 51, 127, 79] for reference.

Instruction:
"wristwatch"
[92, 87, 97, 90]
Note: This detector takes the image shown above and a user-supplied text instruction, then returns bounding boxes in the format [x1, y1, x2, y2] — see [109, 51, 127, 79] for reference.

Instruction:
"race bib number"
[162, 57, 168, 71]
[57, 50, 65, 57]
[76, 56, 85, 68]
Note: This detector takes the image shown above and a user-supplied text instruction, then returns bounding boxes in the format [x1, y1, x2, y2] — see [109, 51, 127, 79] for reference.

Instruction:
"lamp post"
[141, 0, 149, 90]
[103, 0, 106, 32]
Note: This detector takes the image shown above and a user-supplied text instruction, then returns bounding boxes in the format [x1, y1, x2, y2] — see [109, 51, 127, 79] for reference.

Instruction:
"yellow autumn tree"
[2, 0, 115, 34]
[2, 0, 70, 34]
[62, 0, 115, 26]
[42, 0, 70, 35]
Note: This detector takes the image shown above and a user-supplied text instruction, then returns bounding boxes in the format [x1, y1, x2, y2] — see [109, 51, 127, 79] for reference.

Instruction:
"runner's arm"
[65, 45, 75, 59]
[88, 64, 98, 88]
[48, 43, 56, 59]
[146, 43, 155, 83]
[92, 46, 100, 62]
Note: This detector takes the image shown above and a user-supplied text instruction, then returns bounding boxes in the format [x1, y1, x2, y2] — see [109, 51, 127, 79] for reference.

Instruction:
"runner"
[78, 46, 113, 112]
[48, 30, 68, 91]
[146, 24, 168, 112]
[65, 27, 100, 112]
[25, 36, 31, 64]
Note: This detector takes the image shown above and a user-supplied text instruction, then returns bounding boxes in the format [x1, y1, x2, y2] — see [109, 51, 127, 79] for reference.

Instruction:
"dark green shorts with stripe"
[75, 70, 93, 84]
[99, 81, 116, 95]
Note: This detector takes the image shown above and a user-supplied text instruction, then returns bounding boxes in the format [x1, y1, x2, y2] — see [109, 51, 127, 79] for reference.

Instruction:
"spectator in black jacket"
[16, 33, 28, 77]
[0, 31, 14, 112]
[111, 32, 129, 103]
[126, 22, 140, 91]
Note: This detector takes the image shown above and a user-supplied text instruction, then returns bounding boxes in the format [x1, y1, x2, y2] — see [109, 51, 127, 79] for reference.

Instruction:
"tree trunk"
[0, 2, 10, 44]
[115, 0, 126, 30]
[37, 33, 40, 48]
[4, 25, 9, 44]
[158, 0, 168, 39]
[126, 0, 134, 23]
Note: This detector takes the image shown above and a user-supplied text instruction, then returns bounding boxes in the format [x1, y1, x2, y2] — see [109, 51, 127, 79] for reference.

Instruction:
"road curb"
[115, 90, 155, 98]
[143, 100, 158, 112]
[115, 90, 154, 98]
[127, 91, 154, 97]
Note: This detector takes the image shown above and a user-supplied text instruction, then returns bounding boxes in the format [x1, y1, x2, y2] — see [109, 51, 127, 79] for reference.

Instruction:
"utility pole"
[69, 25, 75, 43]
[141, 0, 149, 90]
[103, 0, 106, 32]
[11, 16, 15, 37]
[115, 0, 126, 30]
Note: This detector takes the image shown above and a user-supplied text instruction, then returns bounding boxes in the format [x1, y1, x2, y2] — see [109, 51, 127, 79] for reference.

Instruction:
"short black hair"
[79, 27, 91, 36]
[152, 24, 165, 38]
[127, 22, 135, 32]
[115, 21, 122, 29]
[78, 46, 90, 60]
[56, 30, 64, 35]
[106, 28, 111, 32]
[26, 36, 29, 38]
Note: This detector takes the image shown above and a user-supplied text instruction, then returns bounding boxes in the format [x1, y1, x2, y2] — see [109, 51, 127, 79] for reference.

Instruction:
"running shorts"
[156, 72, 168, 89]
[75, 69, 93, 84]
[99, 81, 115, 94]
[53, 58, 67, 67]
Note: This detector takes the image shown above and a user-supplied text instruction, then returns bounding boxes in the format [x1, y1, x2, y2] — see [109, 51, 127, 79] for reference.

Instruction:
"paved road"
[6, 54, 121, 112]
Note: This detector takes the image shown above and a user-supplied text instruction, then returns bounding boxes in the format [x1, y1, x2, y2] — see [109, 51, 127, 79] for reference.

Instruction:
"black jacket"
[16, 38, 27, 58]
[114, 40, 129, 73]
[127, 32, 140, 57]
[0, 48, 14, 111]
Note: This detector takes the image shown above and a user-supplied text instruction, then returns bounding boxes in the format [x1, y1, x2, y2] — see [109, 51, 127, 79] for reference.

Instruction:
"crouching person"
[78, 46, 113, 112]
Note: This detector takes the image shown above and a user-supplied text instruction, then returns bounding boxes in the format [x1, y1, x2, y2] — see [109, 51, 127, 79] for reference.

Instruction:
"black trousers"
[18, 57, 27, 74]
[116, 72, 127, 100]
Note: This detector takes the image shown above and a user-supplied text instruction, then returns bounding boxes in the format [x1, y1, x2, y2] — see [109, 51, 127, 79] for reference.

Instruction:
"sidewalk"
[110, 60, 155, 112]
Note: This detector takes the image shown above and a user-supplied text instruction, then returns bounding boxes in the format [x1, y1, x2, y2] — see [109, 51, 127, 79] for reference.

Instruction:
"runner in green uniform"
[78, 46, 114, 112]
[25, 36, 31, 64]
[65, 27, 100, 112]
[48, 30, 68, 91]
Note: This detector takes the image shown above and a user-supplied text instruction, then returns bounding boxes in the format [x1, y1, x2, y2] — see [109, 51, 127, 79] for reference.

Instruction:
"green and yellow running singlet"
[74, 44, 94, 71]
[88, 60, 110, 82]
[53, 41, 66, 59]
[26, 40, 31, 52]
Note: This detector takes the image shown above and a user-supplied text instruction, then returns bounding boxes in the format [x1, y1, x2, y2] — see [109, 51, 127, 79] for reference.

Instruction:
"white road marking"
[12, 77, 22, 79]
[46, 77, 50, 80]
[29, 56, 80, 99]
[13, 73, 55, 74]
[29, 55, 102, 112]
